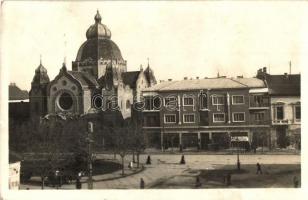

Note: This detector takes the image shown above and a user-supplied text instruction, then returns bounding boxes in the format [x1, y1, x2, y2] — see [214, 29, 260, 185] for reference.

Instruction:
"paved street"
[20, 154, 300, 189]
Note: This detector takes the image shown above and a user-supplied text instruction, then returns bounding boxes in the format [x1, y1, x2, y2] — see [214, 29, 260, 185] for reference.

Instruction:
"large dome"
[76, 38, 123, 61]
[75, 10, 123, 62]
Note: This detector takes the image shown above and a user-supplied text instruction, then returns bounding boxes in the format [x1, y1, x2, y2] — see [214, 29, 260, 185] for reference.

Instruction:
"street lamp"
[236, 137, 241, 171]
[86, 121, 94, 189]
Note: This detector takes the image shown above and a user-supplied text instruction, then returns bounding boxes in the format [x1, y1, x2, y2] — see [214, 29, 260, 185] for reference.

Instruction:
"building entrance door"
[200, 133, 210, 150]
[276, 126, 288, 148]
[182, 133, 198, 149]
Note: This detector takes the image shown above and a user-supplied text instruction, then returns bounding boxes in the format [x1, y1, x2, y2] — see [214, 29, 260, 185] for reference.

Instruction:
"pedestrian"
[140, 178, 145, 189]
[256, 163, 262, 174]
[76, 177, 82, 189]
[226, 173, 231, 186]
[195, 176, 202, 188]
[180, 154, 186, 164]
[293, 176, 299, 188]
[146, 155, 151, 165]
[253, 145, 257, 154]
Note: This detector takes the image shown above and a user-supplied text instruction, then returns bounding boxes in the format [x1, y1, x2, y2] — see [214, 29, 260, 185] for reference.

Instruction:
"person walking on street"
[293, 176, 299, 188]
[146, 155, 151, 165]
[256, 163, 262, 174]
[195, 176, 202, 188]
[76, 177, 82, 189]
[226, 173, 231, 186]
[180, 154, 186, 164]
[140, 178, 145, 189]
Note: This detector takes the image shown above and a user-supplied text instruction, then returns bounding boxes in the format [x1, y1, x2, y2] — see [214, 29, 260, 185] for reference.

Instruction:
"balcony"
[272, 119, 290, 125]
[249, 102, 270, 110]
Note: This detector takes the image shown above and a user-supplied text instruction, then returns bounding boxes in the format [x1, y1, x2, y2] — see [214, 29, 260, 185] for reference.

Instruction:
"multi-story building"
[9, 83, 30, 122]
[141, 76, 271, 151]
[256, 67, 301, 149]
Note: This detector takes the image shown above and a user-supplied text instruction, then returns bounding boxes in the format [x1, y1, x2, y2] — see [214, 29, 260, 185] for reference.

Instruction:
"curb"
[80, 165, 146, 183]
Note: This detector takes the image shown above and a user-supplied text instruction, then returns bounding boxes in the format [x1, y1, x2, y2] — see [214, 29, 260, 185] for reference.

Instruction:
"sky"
[2, 1, 307, 91]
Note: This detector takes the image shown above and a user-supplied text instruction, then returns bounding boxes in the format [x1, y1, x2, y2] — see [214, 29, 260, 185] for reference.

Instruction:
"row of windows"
[163, 95, 246, 107]
[164, 112, 247, 124]
[164, 114, 195, 123]
[213, 113, 245, 122]
[273, 105, 301, 121]
[144, 94, 271, 111]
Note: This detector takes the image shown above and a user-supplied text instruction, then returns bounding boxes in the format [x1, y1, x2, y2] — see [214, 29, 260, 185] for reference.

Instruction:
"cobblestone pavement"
[20, 154, 300, 189]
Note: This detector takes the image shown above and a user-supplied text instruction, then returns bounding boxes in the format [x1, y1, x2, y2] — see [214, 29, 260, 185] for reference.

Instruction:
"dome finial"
[61, 58, 67, 73]
[94, 10, 102, 23]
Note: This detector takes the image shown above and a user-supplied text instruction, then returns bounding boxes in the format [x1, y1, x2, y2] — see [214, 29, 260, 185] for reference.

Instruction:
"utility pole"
[237, 137, 241, 171]
[87, 122, 94, 189]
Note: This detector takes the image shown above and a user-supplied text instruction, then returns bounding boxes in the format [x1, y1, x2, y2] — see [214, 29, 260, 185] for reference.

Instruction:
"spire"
[147, 57, 150, 68]
[40, 54, 42, 65]
[60, 57, 67, 73]
[289, 60, 292, 75]
[140, 64, 143, 71]
[94, 10, 102, 24]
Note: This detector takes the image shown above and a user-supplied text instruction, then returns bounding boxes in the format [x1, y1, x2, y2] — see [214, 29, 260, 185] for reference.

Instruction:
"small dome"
[35, 63, 47, 74]
[86, 10, 111, 39]
[32, 62, 49, 84]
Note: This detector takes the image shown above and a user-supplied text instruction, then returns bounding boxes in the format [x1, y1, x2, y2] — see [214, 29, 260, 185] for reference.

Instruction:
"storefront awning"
[249, 88, 268, 94]
[231, 136, 249, 142]
[142, 91, 159, 96]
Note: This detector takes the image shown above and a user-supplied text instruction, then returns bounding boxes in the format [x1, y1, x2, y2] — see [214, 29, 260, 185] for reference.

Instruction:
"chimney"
[196, 77, 199, 79]
[184, 77, 188, 80]
[168, 79, 172, 82]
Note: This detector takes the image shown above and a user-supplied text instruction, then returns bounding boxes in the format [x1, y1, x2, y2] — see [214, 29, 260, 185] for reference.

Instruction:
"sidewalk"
[142, 148, 301, 155]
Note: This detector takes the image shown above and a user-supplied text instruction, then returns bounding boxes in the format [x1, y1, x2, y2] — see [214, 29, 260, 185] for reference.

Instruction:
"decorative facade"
[141, 77, 271, 151]
[257, 67, 301, 149]
[29, 11, 156, 120]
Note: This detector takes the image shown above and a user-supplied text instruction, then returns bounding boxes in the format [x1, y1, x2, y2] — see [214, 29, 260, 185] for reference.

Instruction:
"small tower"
[29, 56, 50, 119]
[144, 58, 157, 86]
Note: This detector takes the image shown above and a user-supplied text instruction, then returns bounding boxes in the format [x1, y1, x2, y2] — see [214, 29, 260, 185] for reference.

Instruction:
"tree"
[110, 126, 132, 176]
[129, 121, 145, 168]
[13, 114, 88, 189]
